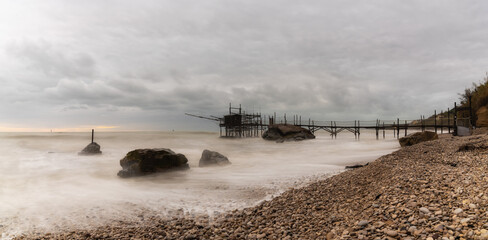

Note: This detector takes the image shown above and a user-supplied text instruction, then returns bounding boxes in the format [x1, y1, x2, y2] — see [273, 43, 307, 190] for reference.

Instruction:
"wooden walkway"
[293, 119, 456, 139]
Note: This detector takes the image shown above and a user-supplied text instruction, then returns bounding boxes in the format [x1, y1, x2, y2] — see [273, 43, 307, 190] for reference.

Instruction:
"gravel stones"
[357, 220, 369, 227]
[453, 208, 463, 214]
[419, 207, 431, 214]
[385, 230, 398, 237]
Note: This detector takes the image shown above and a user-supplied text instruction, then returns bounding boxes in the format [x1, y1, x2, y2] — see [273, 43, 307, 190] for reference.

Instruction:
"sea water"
[0, 131, 399, 237]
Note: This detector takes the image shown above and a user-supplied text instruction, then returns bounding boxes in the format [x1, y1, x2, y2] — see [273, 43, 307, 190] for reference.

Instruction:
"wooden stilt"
[434, 110, 437, 133]
[397, 118, 400, 139]
[441, 110, 443, 134]
[448, 108, 451, 133]
[375, 119, 379, 140]
[454, 102, 457, 136]
[382, 122, 385, 139]
[404, 120, 407, 137]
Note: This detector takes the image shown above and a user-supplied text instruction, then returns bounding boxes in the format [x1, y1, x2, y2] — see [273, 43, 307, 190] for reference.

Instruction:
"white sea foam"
[0, 131, 398, 238]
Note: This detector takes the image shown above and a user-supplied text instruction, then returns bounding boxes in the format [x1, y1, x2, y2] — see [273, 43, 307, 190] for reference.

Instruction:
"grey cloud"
[1, 0, 488, 130]
[7, 41, 96, 82]
[61, 105, 89, 112]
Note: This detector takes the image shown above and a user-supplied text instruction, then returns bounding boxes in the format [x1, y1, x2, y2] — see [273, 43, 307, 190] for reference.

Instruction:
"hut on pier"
[220, 104, 264, 138]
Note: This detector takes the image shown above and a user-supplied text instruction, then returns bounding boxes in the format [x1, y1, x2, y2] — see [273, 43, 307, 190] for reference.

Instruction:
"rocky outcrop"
[262, 124, 315, 142]
[78, 142, 102, 155]
[199, 150, 231, 167]
[472, 127, 488, 135]
[476, 106, 488, 127]
[117, 148, 189, 178]
[399, 131, 438, 147]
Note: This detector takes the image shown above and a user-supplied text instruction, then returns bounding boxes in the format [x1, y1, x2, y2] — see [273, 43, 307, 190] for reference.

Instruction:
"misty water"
[0, 131, 399, 238]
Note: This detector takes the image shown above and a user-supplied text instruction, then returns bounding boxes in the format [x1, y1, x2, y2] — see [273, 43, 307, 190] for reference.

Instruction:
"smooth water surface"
[0, 131, 399, 237]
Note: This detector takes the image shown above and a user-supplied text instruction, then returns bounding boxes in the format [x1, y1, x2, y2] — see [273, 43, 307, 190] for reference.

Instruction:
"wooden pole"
[354, 120, 357, 139]
[357, 120, 359, 139]
[382, 122, 385, 139]
[434, 110, 437, 133]
[91, 129, 94, 143]
[454, 102, 458, 136]
[376, 119, 379, 140]
[393, 122, 396, 138]
[330, 121, 334, 139]
[260, 117, 262, 136]
[469, 95, 473, 128]
[397, 118, 400, 139]
[334, 121, 337, 139]
[448, 108, 451, 133]
[404, 120, 407, 137]
[358, 120, 360, 138]
[441, 110, 444, 134]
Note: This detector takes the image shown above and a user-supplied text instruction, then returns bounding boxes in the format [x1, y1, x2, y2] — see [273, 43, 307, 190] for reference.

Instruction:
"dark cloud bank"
[0, 1, 487, 131]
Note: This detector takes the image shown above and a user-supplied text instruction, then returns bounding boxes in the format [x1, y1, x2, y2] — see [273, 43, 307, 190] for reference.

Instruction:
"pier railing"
[263, 116, 469, 139]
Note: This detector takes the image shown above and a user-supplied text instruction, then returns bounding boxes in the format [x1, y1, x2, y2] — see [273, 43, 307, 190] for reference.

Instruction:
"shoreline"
[15, 133, 488, 239]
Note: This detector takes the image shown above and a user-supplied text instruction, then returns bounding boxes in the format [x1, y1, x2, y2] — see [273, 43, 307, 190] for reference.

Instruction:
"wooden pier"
[186, 102, 472, 139]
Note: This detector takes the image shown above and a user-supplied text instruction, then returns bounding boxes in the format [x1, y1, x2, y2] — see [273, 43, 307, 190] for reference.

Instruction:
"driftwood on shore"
[19, 134, 488, 239]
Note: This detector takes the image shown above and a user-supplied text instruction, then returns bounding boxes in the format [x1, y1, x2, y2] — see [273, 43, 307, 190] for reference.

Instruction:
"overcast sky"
[0, 1, 487, 131]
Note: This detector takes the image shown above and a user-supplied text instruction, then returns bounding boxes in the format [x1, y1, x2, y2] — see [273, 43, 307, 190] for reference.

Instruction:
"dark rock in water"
[79, 142, 102, 155]
[262, 124, 315, 142]
[399, 131, 438, 147]
[199, 149, 231, 167]
[117, 148, 189, 178]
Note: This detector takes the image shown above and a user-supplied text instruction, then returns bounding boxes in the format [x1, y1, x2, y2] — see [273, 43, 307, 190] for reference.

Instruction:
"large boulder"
[117, 148, 189, 178]
[199, 149, 231, 167]
[399, 131, 438, 147]
[78, 142, 102, 155]
[262, 124, 315, 141]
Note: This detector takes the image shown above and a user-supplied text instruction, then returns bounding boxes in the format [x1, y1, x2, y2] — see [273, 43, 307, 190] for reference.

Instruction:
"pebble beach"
[16, 133, 488, 240]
